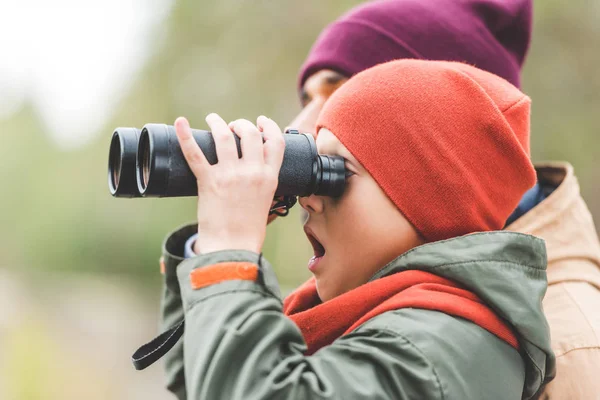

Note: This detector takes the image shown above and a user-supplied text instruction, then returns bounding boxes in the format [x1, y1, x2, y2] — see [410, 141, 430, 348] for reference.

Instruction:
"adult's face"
[288, 69, 348, 223]
[288, 69, 348, 136]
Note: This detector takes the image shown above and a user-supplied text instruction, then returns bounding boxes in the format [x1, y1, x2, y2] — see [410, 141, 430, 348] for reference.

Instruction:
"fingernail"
[175, 116, 187, 127]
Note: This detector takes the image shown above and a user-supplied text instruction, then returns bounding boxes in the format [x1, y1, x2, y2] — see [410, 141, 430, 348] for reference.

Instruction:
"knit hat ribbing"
[316, 60, 536, 242]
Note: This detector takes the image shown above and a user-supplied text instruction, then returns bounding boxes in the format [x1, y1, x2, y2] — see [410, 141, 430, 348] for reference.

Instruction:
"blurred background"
[0, 0, 598, 399]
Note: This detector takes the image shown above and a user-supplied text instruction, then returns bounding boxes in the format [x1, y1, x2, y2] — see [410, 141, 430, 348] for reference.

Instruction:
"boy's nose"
[298, 194, 324, 214]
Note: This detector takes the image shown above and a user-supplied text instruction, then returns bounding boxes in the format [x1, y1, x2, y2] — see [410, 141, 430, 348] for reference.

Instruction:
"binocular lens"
[109, 135, 122, 190]
[138, 132, 151, 192]
[108, 128, 142, 198]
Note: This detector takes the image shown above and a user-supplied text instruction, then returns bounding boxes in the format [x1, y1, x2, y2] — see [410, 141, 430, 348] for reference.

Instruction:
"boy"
[153, 60, 555, 399]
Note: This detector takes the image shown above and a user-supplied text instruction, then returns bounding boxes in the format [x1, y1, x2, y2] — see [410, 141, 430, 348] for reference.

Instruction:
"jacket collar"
[506, 162, 600, 289]
[368, 231, 554, 394]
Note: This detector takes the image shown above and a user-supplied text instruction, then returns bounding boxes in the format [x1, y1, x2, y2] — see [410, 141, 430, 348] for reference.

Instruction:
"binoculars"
[108, 124, 346, 201]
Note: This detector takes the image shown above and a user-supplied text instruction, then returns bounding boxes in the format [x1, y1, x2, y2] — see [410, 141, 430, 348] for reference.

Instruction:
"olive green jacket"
[159, 226, 555, 399]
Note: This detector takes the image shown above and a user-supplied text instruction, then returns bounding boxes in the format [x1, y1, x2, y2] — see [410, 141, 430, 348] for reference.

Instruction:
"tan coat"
[506, 162, 600, 399]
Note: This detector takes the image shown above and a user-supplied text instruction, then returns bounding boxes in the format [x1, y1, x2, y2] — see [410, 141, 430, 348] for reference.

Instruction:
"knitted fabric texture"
[283, 271, 519, 355]
[299, 0, 532, 90]
[316, 59, 536, 242]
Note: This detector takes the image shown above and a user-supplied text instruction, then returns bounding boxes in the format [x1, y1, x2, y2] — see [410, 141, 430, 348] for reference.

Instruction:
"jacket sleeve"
[160, 223, 198, 400]
[537, 348, 600, 399]
[176, 250, 446, 400]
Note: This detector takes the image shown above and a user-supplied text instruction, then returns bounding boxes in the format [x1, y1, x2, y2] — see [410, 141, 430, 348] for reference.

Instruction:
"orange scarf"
[283, 270, 519, 355]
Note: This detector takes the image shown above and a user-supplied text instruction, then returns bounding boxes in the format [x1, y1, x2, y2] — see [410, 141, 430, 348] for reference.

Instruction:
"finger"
[205, 113, 238, 164]
[257, 116, 285, 170]
[174, 116, 209, 177]
[230, 119, 264, 164]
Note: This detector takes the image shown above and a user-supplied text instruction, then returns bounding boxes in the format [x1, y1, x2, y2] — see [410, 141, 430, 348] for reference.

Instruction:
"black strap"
[269, 195, 297, 217]
[132, 319, 185, 370]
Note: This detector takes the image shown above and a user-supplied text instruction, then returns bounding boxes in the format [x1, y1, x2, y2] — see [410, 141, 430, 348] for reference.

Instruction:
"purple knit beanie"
[299, 0, 532, 91]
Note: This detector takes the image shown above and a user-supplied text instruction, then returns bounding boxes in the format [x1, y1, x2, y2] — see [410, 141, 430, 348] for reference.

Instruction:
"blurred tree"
[524, 0, 600, 218]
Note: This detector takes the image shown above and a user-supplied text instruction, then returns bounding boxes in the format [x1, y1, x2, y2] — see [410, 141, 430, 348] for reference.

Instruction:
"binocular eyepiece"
[108, 124, 346, 199]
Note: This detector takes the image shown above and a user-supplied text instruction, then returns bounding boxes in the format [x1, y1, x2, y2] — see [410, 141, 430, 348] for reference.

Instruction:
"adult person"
[155, 0, 600, 398]
[290, 1, 600, 398]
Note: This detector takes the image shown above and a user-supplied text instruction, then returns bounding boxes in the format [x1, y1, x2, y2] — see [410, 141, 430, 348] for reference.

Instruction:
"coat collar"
[506, 162, 600, 288]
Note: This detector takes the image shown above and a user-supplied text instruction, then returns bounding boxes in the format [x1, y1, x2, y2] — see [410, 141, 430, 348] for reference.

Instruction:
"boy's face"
[298, 128, 425, 302]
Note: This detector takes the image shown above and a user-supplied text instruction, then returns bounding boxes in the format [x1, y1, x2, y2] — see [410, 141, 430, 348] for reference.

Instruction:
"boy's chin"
[315, 275, 352, 303]
[314, 278, 335, 303]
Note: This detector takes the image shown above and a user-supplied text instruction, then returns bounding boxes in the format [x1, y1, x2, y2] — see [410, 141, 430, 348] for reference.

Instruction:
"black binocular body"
[108, 124, 346, 199]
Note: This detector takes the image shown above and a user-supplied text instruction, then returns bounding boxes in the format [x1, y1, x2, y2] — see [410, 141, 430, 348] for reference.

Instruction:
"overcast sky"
[0, 0, 173, 149]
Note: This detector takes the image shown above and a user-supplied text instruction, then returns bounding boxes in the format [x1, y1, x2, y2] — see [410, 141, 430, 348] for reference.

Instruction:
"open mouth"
[304, 227, 326, 258]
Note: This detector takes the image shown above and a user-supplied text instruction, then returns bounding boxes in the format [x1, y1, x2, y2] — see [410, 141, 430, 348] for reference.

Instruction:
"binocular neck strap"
[270, 195, 298, 217]
[131, 319, 185, 370]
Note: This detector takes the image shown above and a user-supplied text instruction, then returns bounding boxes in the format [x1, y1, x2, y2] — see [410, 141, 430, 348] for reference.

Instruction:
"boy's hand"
[174, 114, 285, 255]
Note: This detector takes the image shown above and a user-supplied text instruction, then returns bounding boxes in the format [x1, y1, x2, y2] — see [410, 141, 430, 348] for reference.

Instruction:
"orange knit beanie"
[316, 60, 536, 242]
